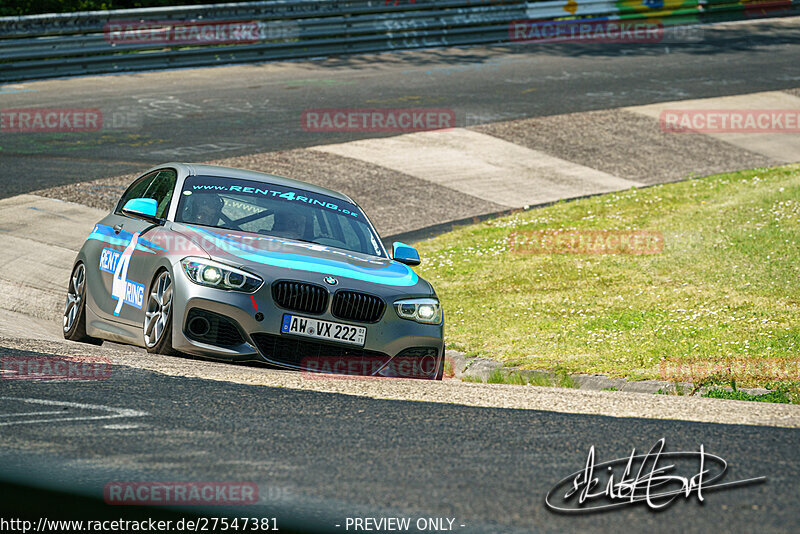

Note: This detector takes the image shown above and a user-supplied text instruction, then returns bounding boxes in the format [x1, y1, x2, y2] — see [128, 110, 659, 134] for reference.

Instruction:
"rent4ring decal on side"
[99, 248, 122, 274]
[98, 232, 144, 315]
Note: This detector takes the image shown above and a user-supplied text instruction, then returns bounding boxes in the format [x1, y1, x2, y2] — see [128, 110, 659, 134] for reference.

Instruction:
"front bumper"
[170, 271, 444, 379]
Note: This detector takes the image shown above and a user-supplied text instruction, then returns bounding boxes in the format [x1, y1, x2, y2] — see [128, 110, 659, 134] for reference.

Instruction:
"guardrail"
[0, 0, 797, 83]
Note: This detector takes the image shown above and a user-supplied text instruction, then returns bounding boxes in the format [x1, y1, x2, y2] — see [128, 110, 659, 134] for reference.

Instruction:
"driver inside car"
[183, 194, 225, 226]
[270, 208, 307, 241]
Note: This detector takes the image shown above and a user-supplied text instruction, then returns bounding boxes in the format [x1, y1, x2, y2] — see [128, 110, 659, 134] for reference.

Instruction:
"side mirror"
[392, 241, 421, 266]
[122, 198, 160, 223]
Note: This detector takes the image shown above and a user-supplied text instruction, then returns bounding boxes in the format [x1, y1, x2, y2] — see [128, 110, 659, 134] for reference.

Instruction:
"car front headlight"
[181, 257, 263, 292]
[394, 298, 442, 324]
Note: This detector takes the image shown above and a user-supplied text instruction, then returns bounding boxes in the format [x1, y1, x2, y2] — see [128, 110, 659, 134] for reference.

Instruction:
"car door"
[119, 168, 178, 327]
[92, 169, 177, 327]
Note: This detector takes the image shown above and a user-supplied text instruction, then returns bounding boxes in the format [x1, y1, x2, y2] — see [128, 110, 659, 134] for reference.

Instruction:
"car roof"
[166, 162, 355, 204]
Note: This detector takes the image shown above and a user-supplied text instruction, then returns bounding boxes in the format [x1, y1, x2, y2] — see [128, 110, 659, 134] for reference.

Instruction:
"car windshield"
[175, 175, 385, 258]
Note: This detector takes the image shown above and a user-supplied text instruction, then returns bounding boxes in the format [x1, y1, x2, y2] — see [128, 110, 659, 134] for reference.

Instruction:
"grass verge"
[702, 388, 793, 403]
[416, 164, 800, 390]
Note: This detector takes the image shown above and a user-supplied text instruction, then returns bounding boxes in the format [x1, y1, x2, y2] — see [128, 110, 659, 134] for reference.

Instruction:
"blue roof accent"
[194, 227, 419, 287]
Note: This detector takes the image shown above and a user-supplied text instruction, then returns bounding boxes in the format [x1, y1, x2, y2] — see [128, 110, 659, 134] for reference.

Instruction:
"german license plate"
[280, 314, 366, 346]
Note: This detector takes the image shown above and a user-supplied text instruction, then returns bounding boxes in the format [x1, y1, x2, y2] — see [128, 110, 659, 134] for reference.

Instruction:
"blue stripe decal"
[87, 224, 166, 254]
[193, 227, 419, 287]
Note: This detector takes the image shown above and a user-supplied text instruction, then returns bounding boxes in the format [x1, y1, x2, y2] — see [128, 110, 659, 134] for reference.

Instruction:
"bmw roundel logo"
[323, 276, 338, 286]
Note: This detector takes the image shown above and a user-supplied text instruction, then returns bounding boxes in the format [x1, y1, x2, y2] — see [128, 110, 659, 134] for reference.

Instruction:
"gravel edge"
[444, 350, 772, 396]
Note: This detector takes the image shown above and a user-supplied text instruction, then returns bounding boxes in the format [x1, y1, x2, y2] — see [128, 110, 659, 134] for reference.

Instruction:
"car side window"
[115, 169, 177, 219]
[146, 169, 178, 218]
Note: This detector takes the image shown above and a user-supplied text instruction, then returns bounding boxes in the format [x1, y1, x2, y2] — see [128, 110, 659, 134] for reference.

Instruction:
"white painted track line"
[313, 129, 643, 208]
[0, 410, 66, 417]
[0, 397, 147, 426]
[626, 91, 800, 163]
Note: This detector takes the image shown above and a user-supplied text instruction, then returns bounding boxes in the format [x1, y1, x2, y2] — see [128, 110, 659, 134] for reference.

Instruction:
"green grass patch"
[443, 358, 454, 378]
[461, 374, 484, 383]
[702, 388, 793, 404]
[461, 368, 577, 388]
[487, 369, 527, 385]
[416, 164, 800, 389]
[533, 368, 576, 389]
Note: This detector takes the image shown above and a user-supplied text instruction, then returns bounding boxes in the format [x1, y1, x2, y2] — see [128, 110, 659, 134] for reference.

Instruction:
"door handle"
[113, 224, 123, 234]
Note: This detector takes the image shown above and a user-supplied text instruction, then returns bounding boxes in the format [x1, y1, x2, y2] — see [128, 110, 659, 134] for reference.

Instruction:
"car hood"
[171, 224, 420, 287]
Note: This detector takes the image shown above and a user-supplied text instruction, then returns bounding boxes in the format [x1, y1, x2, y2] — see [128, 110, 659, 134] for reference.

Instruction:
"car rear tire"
[63, 262, 103, 345]
[144, 269, 178, 355]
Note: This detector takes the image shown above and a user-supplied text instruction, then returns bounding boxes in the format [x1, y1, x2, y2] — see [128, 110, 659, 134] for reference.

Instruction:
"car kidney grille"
[272, 281, 328, 314]
[331, 291, 385, 323]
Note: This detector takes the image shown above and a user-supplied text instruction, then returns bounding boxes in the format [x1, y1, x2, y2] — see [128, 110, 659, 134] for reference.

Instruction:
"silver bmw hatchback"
[63, 163, 445, 379]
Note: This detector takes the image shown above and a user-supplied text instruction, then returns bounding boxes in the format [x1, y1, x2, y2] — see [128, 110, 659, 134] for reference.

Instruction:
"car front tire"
[144, 268, 178, 355]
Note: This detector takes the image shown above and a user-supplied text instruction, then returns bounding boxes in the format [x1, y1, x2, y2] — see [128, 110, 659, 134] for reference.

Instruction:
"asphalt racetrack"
[1, 359, 797, 533]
